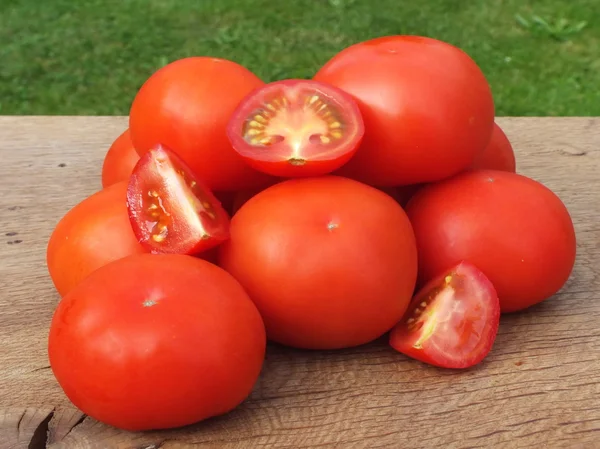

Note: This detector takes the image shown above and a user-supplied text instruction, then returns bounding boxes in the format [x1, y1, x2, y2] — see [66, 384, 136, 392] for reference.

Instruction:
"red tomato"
[48, 254, 266, 431]
[218, 176, 418, 349]
[129, 57, 275, 191]
[471, 122, 516, 172]
[101, 129, 140, 188]
[127, 145, 230, 255]
[406, 170, 576, 312]
[314, 35, 495, 186]
[226, 79, 364, 177]
[46, 182, 146, 296]
[390, 262, 500, 369]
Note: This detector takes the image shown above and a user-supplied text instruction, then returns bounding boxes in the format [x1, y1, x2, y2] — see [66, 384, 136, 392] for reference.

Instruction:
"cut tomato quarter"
[226, 79, 364, 178]
[389, 262, 500, 369]
[126, 145, 230, 255]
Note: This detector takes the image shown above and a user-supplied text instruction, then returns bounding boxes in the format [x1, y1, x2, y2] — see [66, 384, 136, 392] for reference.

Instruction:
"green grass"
[1, 0, 598, 116]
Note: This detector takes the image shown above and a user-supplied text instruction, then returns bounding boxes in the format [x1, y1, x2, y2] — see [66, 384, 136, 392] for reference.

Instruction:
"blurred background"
[1, 0, 597, 116]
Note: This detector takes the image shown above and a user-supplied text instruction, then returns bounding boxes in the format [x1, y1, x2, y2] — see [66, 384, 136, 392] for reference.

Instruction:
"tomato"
[406, 170, 576, 313]
[101, 129, 140, 188]
[48, 254, 266, 431]
[471, 122, 516, 172]
[226, 79, 364, 177]
[390, 262, 500, 369]
[129, 57, 275, 191]
[218, 176, 418, 349]
[46, 182, 146, 297]
[126, 145, 230, 255]
[314, 35, 495, 186]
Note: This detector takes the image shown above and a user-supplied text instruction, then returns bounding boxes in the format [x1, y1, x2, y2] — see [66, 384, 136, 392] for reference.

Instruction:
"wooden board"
[0, 117, 599, 449]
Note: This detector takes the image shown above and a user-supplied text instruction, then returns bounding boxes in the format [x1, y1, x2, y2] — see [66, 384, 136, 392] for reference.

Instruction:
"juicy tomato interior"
[389, 261, 500, 369]
[227, 79, 364, 177]
[126, 145, 230, 255]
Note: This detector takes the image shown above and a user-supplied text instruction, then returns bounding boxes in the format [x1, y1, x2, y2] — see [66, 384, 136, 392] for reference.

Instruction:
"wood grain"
[0, 117, 599, 449]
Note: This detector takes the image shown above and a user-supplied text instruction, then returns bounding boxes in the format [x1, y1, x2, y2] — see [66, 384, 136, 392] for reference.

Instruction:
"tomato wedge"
[126, 145, 230, 255]
[226, 79, 364, 177]
[389, 262, 500, 369]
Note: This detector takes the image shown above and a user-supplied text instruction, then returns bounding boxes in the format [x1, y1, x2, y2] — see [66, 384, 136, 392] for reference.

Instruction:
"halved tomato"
[226, 79, 364, 178]
[126, 145, 230, 255]
[389, 262, 500, 369]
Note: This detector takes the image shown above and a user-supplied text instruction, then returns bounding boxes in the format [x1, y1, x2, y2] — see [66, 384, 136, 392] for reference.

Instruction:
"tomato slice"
[389, 262, 500, 369]
[126, 145, 230, 255]
[226, 79, 364, 178]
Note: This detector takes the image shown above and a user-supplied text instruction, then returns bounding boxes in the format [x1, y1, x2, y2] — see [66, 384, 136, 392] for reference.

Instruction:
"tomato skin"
[129, 57, 275, 191]
[406, 170, 576, 312]
[48, 254, 266, 431]
[46, 182, 146, 296]
[218, 176, 418, 349]
[390, 262, 500, 369]
[314, 35, 495, 186]
[101, 129, 140, 188]
[471, 123, 516, 172]
[226, 79, 364, 178]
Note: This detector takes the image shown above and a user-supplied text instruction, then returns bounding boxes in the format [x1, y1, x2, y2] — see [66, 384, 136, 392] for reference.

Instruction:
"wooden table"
[0, 117, 598, 449]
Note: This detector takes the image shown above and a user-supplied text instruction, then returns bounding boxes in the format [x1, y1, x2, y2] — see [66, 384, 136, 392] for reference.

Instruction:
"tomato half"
[471, 122, 516, 172]
[218, 176, 418, 350]
[390, 262, 500, 369]
[129, 57, 275, 191]
[226, 79, 364, 178]
[314, 35, 495, 186]
[406, 170, 577, 312]
[101, 129, 140, 188]
[48, 253, 266, 431]
[46, 182, 146, 297]
[126, 145, 230, 255]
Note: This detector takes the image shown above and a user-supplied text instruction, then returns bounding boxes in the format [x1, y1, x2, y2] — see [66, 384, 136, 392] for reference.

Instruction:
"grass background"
[1, 0, 597, 116]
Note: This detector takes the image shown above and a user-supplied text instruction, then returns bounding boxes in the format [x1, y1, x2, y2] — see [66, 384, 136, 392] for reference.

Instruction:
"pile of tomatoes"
[45, 36, 577, 432]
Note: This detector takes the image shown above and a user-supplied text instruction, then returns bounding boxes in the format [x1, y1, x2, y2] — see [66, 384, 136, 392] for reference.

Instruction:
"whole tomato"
[406, 170, 576, 312]
[470, 122, 516, 172]
[219, 176, 418, 349]
[46, 181, 146, 296]
[314, 35, 495, 186]
[129, 57, 275, 191]
[101, 129, 139, 188]
[48, 254, 266, 431]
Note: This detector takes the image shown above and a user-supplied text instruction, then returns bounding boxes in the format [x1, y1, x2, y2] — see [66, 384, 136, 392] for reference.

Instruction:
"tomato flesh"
[389, 262, 500, 369]
[227, 79, 364, 177]
[127, 145, 230, 255]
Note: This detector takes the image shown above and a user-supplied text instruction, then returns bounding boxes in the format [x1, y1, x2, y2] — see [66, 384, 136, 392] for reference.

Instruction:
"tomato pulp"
[227, 79, 364, 178]
[390, 262, 500, 369]
[127, 145, 230, 255]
